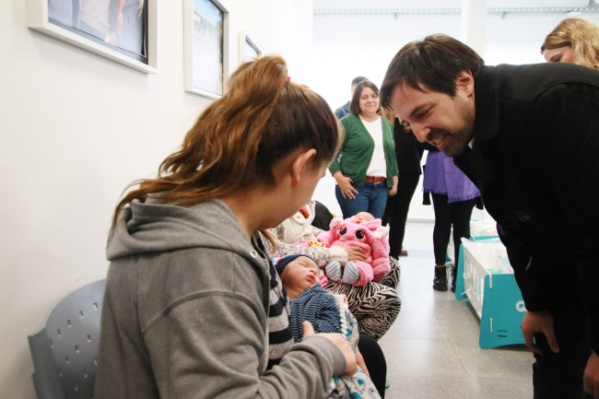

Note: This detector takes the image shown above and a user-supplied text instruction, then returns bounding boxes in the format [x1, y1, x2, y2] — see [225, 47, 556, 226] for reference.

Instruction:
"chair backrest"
[28, 279, 106, 399]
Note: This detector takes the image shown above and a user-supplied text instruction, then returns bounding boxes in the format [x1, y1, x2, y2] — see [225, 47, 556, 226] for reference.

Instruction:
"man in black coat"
[380, 34, 599, 399]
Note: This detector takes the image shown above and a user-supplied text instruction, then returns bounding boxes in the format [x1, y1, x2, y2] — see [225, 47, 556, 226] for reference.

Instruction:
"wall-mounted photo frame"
[183, 0, 229, 99]
[239, 31, 261, 64]
[27, 0, 157, 74]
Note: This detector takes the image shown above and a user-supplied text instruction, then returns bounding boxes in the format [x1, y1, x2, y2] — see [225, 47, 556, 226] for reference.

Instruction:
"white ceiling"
[314, 0, 599, 13]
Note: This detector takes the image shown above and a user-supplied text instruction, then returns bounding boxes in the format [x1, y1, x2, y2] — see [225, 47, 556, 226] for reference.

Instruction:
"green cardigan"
[329, 114, 399, 187]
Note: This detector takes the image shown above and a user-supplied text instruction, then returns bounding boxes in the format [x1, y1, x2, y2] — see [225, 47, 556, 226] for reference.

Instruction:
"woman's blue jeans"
[335, 181, 389, 219]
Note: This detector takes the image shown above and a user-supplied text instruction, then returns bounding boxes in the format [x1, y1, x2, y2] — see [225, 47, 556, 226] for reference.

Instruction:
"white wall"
[0, 0, 311, 397]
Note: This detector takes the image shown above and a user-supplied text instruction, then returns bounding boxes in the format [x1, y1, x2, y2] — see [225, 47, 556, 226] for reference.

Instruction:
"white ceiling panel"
[314, 0, 593, 11]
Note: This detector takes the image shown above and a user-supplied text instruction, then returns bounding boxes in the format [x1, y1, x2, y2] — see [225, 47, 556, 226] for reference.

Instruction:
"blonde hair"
[113, 55, 341, 226]
[541, 17, 599, 70]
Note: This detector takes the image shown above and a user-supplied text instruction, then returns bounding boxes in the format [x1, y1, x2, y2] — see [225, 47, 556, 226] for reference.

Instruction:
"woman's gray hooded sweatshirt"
[95, 198, 346, 399]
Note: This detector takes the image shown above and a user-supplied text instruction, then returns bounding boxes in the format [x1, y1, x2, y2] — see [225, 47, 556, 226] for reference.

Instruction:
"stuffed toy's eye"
[340, 227, 347, 235]
[356, 230, 365, 239]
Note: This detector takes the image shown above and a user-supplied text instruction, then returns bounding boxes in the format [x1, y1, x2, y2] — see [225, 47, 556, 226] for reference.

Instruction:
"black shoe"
[433, 266, 448, 291]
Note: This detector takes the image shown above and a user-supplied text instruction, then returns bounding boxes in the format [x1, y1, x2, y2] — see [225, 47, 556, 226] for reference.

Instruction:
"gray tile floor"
[379, 221, 534, 399]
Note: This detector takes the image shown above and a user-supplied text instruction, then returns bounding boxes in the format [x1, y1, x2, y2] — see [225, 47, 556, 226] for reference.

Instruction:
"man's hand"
[584, 351, 599, 398]
[302, 321, 357, 376]
[521, 310, 560, 356]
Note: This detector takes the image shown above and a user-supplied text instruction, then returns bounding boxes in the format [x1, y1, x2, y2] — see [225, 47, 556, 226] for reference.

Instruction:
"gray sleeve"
[264, 336, 347, 398]
[144, 294, 345, 399]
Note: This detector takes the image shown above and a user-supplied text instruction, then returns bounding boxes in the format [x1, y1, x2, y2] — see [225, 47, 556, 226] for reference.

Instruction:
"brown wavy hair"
[541, 17, 599, 70]
[112, 55, 341, 226]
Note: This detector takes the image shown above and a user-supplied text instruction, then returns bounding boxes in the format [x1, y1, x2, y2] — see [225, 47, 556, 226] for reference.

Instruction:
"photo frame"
[183, 0, 229, 99]
[27, 0, 157, 74]
[239, 31, 261, 64]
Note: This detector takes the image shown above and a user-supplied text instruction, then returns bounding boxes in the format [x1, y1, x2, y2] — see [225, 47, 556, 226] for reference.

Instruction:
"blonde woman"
[541, 17, 599, 69]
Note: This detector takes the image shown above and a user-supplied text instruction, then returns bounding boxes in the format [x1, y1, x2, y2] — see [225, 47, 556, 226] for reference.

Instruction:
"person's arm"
[328, 118, 345, 177]
[335, 103, 348, 120]
[333, 171, 358, 199]
[525, 84, 599, 355]
[585, 353, 599, 398]
[388, 175, 398, 196]
[329, 119, 359, 199]
[520, 310, 559, 356]
[268, 237, 346, 267]
[143, 271, 347, 398]
[383, 118, 399, 197]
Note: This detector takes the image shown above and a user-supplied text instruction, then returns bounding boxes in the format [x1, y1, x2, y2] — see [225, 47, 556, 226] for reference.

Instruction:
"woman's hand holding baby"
[302, 321, 358, 376]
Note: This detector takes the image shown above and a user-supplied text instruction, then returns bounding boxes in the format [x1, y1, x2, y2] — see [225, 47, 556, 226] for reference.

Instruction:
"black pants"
[497, 229, 593, 398]
[531, 286, 592, 398]
[358, 334, 387, 398]
[430, 193, 476, 265]
[383, 173, 420, 258]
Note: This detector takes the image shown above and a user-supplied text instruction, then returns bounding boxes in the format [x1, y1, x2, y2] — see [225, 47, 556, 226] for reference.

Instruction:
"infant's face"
[281, 257, 319, 293]
[351, 212, 375, 224]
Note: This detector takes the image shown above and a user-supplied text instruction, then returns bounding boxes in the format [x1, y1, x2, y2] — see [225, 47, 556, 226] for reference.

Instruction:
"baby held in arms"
[274, 254, 381, 399]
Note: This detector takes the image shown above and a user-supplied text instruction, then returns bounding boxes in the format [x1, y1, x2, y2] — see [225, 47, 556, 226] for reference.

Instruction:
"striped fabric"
[266, 261, 293, 369]
[289, 284, 341, 342]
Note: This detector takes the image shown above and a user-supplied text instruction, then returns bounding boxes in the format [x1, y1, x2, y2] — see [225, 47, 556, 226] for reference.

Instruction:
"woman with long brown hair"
[95, 55, 356, 399]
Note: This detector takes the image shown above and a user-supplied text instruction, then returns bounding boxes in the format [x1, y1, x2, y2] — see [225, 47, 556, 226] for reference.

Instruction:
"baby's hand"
[302, 321, 357, 376]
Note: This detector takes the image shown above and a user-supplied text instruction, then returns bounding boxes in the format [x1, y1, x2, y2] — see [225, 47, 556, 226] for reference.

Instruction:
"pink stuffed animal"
[317, 217, 390, 287]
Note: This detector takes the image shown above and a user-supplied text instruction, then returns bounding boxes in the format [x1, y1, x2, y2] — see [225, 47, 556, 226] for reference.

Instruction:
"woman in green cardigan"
[329, 80, 398, 219]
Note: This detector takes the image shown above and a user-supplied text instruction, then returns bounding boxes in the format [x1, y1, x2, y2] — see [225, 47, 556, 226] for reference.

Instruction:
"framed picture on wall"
[183, 0, 229, 99]
[27, 0, 157, 73]
[239, 31, 261, 64]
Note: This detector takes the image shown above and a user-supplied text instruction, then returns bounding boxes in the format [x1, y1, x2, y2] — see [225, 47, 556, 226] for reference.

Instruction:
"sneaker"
[433, 265, 448, 291]
[385, 379, 390, 389]
[399, 247, 408, 256]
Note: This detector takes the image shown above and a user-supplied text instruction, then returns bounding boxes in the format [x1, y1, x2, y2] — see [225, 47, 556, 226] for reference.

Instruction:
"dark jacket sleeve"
[524, 83, 599, 352]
